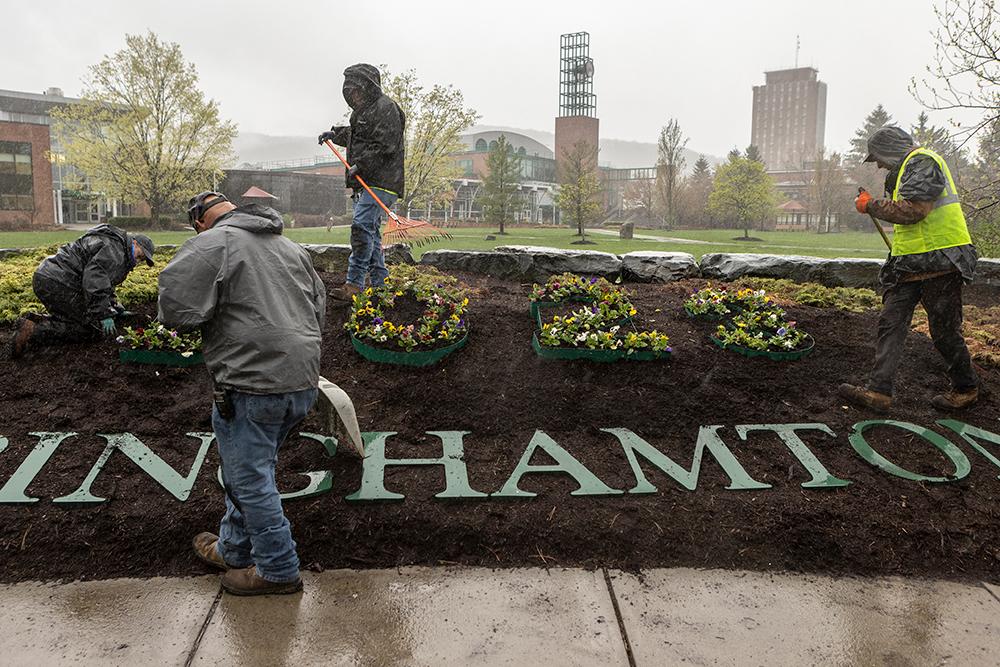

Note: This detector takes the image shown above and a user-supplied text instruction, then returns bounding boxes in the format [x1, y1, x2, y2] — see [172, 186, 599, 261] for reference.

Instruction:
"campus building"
[751, 67, 827, 171]
[0, 87, 142, 230]
[0, 88, 63, 229]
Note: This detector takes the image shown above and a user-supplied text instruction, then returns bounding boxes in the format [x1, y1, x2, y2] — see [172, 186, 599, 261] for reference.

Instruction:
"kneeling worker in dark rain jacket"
[839, 126, 979, 412]
[6, 224, 154, 359]
[158, 191, 327, 596]
[318, 63, 405, 302]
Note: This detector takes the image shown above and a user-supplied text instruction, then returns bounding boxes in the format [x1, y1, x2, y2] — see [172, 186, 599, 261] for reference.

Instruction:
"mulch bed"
[0, 272, 998, 583]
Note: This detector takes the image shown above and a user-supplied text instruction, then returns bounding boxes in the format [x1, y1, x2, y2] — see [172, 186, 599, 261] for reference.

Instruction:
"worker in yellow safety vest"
[839, 126, 979, 412]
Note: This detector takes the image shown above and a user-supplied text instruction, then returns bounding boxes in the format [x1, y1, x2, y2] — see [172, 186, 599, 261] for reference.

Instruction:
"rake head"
[382, 214, 453, 248]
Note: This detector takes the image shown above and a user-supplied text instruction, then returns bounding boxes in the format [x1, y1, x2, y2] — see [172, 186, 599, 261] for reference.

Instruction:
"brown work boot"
[838, 383, 892, 413]
[192, 532, 230, 571]
[221, 566, 303, 596]
[5, 318, 35, 360]
[931, 386, 979, 411]
[328, 282, 362, 304]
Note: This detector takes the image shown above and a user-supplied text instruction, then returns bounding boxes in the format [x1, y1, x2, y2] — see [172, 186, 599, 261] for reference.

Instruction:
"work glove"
[101, 318, 117, 337]
[318, 131, 338, 145]
[346, 164, 360, 178]
[855, 189, 873, 214]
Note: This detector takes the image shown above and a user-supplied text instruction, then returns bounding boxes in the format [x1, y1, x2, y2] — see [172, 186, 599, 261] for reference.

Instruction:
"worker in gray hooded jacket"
[158, 191, 326, 597]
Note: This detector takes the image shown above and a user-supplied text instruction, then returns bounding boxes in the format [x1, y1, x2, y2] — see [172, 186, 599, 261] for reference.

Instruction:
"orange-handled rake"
[323, 140, 451, 248]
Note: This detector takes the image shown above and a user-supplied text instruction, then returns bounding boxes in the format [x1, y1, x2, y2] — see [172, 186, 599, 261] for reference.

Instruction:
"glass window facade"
[0, 141, 33, 211]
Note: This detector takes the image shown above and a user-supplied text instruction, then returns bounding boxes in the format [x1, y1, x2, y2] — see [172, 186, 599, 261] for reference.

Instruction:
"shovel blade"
[317, 376, 365, 457]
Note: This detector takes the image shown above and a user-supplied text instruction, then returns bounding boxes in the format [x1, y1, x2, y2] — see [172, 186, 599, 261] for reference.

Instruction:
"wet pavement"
[1, 567, 998, 666]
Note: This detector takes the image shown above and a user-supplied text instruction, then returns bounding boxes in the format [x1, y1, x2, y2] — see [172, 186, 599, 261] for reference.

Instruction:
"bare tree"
[555, 141, 602, 243]
[655, 119, 688, 228]
[622, 178, 659, 226]
[809, 149, 851, 233]
[911, 0, 999, 151]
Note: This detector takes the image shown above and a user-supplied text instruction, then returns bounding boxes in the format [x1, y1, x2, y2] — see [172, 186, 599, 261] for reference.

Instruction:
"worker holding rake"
[318, 63, 405, 302]
[839, 126, 979, 413]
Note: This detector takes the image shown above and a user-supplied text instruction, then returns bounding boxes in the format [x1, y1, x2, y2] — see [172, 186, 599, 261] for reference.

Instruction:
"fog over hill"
[231, 126, 722, 174]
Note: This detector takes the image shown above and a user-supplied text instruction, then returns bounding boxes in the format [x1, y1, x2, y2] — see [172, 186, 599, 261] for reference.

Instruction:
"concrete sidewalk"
[2, 567, 999, 666]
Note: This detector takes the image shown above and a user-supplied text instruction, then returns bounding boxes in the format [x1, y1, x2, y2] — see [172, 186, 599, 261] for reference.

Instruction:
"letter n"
[53, 433, 215, 504]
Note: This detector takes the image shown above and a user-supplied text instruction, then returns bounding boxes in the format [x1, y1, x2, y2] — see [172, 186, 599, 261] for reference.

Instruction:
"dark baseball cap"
[133, 234, 155, 266]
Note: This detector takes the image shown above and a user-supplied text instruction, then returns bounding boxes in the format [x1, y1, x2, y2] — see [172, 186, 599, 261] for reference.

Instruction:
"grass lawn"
[0, 225, 892, 260]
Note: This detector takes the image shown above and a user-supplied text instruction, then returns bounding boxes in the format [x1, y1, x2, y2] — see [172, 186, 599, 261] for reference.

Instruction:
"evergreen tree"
[479, 134, 522, 234]
[692, 155, 712, 180]
[846, 105, 894, 203]
[727, 147, 742, 162]
[965, 118, 1000, 256]
[745, 144, 764, 166]
[681, 155, 714, 228]
[911, 111, 969, 172]
[847, 104, 892, 166]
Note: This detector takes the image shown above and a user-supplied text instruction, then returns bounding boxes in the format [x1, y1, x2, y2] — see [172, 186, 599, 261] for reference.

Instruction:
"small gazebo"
[775, 200, 808, 230]
[241, 186, 278, 206]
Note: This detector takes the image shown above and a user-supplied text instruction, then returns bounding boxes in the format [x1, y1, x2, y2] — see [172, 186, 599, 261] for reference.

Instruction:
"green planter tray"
[529, 296, 595, 322]
[531, 332, 670, 362]
[119, 349, 204, 367]
[350, 331, 469, 367]
[709, 333, 815, 361]
[684, 308, 727, 322]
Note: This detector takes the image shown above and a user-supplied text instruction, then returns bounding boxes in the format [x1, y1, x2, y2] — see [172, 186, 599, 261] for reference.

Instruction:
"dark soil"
[1, 272, 999, 583]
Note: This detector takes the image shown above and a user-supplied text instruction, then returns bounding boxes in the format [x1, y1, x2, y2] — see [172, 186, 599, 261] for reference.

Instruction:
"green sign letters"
[0, 419, 998, 505]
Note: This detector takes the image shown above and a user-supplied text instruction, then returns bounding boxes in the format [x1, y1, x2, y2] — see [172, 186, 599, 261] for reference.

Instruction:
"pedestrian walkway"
[2, 567, 999, 666]
[589, 227, 884, 255]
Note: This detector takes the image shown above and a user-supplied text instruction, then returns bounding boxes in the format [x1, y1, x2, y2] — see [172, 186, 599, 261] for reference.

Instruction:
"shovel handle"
[859, 187, 892, 250]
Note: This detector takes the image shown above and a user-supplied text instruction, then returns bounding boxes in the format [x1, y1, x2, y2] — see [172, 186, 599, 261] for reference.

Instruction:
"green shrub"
[0, 246, 176, 324]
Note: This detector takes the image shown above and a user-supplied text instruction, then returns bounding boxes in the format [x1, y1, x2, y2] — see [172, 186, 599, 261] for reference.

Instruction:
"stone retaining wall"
[3, 242, 998, 289]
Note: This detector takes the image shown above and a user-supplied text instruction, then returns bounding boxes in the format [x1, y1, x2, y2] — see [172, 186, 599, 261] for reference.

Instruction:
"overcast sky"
[4, 0, 969, 158]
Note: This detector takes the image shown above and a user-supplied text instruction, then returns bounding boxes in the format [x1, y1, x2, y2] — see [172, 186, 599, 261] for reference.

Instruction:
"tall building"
[751, 67, 827, 170]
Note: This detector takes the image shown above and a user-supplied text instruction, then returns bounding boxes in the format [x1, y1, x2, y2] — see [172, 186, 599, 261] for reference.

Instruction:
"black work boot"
[838, 383, 892, 413]
[5, 318, 35, 360]
[221, 566, 303, 596]
[931, 386, 979, 411]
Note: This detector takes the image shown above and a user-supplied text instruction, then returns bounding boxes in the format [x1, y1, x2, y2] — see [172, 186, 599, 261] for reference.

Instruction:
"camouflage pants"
[30, 272, 101, 346]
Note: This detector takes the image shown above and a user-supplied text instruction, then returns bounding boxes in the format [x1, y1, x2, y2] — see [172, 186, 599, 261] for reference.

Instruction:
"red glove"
[855, 190, 873, 214]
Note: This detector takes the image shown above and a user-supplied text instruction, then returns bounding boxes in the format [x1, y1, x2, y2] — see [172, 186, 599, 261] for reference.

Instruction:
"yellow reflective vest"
[890, 147, 972, 257]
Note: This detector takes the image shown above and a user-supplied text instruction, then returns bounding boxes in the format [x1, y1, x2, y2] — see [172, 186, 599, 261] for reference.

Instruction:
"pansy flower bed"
[531, 275, 671, 362]
[345, 264, 470, 366]
[710, 304, 814, 360]
[528, 273, 618, 322]
[118, 323, 203, 366]
[683, 285, 771, 320]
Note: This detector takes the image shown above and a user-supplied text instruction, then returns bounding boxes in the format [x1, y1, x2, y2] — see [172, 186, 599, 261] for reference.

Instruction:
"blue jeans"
[213, 388, 317, 583]
[347, 188, 398, 288]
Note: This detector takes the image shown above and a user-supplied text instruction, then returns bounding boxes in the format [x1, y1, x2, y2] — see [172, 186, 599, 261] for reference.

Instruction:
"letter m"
[602, 426, 770, 493]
